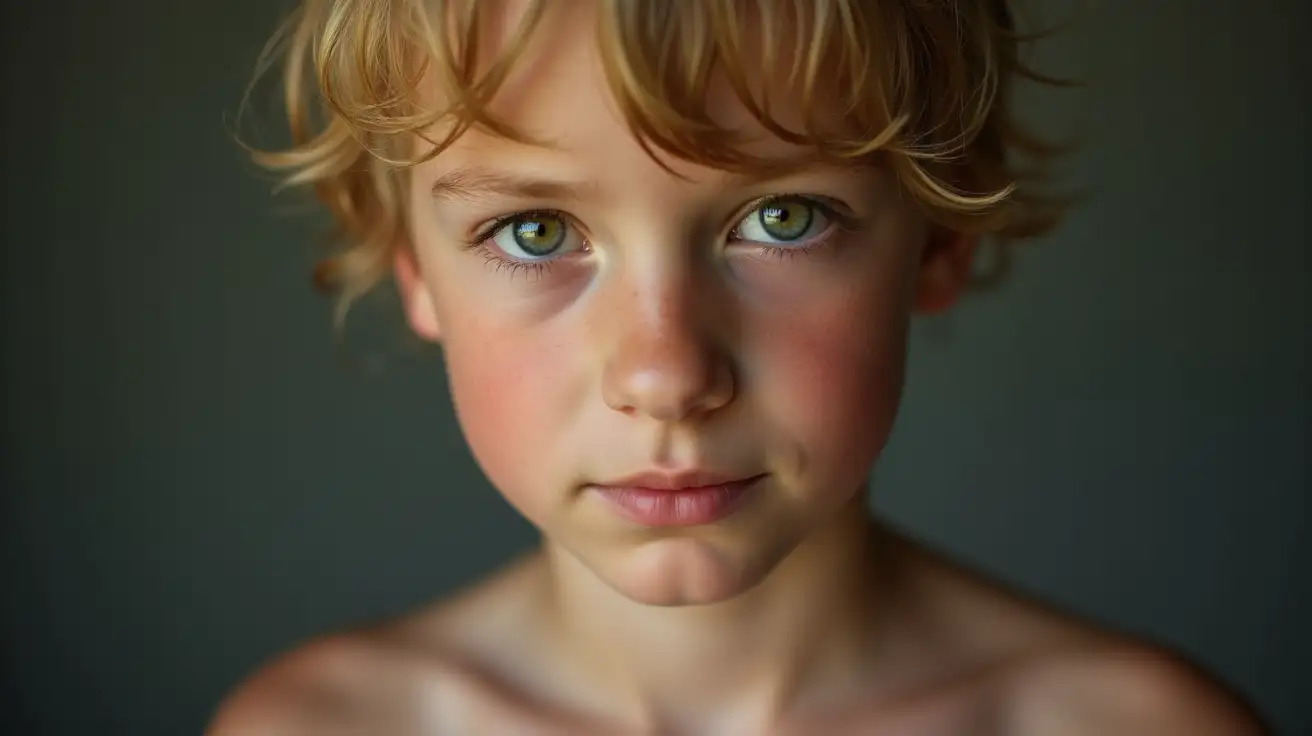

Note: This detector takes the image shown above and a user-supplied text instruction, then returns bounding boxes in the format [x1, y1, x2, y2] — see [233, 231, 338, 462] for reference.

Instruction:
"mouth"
[588, 471, 768, 527]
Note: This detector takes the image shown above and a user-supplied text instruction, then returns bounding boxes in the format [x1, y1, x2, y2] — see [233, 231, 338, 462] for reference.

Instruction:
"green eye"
[735, 197, 826, 245]
[757, 200, 813, 241]
[479, 210, 585, 266]
[509, 215, 566, 256]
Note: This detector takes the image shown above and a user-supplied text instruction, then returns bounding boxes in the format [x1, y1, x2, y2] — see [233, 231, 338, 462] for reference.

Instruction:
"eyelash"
[462, 194, 855, 279]
[464, 208, 575, 281]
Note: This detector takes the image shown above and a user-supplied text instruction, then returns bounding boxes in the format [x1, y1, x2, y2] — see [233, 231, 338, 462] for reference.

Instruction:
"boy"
[212, 0, 1266, 733]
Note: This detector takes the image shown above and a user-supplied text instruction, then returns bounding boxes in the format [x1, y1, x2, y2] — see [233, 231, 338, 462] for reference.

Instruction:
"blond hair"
[239, 0, 1072, 319]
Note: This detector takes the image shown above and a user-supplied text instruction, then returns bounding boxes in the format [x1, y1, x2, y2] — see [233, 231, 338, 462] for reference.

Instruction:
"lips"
[597, 470, 763, 492]
[589, 471, 767, 526]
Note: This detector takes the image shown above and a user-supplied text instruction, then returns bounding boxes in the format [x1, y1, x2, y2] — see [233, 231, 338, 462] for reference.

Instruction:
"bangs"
[243, 0, 1071, 316]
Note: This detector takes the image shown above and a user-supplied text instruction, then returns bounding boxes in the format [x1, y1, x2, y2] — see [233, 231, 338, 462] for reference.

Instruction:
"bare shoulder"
[204, 628, 461, 736]
[890, 531, 1268, 736]
[1003, 639, 1269, 736]
[1001, 641, 1269, 735]
[206, 554, 565, 736]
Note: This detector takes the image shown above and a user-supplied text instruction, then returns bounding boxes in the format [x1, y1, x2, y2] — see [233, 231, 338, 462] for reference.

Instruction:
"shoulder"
[204, 629, 463, 736]
[1005, 641, 1269, 736]
[888, 534, 1266, 735]
[206, 556, 554, 735]
[892, 532, 1268, 735]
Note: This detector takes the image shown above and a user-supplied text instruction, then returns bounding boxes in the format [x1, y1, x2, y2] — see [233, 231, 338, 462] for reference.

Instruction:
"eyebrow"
[428, 160, 875, 205]
[429, 166, 600, 204]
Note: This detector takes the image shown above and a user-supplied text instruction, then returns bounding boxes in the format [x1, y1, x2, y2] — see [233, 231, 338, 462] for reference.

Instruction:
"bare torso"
[207, 526, 1265, 735]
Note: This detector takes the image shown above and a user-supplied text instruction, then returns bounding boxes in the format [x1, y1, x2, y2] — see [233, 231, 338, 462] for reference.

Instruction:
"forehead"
[414, 0, 853, 177]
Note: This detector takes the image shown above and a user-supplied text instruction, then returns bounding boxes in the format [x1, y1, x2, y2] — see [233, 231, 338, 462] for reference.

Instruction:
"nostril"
[601, 345, 735, 422]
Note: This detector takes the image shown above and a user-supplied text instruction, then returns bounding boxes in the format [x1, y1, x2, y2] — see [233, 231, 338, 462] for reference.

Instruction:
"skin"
[209, 2, 1268, 734]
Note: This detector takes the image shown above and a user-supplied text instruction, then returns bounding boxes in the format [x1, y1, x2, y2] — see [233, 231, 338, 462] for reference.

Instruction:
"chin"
[593, 534, 796, 607]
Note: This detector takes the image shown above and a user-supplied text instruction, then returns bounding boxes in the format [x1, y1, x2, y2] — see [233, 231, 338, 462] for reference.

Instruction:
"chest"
[450, 683, 1015, 736]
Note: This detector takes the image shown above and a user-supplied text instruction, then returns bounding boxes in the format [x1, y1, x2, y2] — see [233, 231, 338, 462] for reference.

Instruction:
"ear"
[914, 227, 978, 314]
[393, 246, 442, 342]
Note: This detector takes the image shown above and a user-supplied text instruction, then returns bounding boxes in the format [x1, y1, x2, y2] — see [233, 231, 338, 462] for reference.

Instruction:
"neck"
[536, 494, 899, 732]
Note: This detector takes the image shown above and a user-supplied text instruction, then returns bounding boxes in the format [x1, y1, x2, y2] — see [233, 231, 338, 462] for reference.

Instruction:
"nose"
[600, 272, 735, 424]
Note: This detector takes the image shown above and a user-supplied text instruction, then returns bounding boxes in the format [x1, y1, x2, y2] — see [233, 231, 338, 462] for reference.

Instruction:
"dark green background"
[2, 1, 1306, 733]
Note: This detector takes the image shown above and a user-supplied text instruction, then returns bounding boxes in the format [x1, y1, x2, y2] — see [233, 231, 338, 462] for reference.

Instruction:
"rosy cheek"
[755, 292, 907, 486]
[443, 327, 570, 516]
[427, 254, 594, 512]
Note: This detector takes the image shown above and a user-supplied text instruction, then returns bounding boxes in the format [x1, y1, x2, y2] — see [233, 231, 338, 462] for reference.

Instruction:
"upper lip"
[594, 470, 765, 491]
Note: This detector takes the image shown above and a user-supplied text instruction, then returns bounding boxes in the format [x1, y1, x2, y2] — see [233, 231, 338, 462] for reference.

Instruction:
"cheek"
[441, 320, 577, 517]
[752, 274, 910, 484]
[777, 315, 904, 436]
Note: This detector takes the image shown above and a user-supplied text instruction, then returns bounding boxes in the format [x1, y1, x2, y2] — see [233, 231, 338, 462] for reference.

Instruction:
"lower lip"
[591, 475, 766, 527]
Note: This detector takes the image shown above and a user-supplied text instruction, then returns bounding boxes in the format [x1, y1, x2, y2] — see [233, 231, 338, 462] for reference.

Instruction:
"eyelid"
[468, 208, 579, 247]
[731, 193, 859, 236]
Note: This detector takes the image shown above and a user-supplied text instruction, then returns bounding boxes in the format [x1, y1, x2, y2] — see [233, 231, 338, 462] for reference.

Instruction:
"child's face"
[397, 2, 967, 606]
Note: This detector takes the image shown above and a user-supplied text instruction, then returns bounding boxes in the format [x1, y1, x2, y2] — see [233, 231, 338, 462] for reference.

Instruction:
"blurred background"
[2, 0, 1306, 733]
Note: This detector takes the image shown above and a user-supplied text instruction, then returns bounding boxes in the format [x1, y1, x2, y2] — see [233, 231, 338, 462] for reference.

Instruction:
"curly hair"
[239, 0, 1072, 322]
